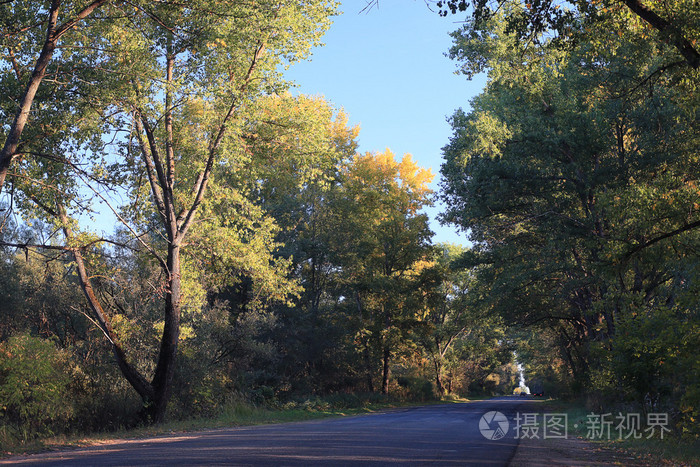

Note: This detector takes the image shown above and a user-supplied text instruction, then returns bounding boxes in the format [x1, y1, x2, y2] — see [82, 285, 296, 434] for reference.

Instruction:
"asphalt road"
[4, 397, 538, 466]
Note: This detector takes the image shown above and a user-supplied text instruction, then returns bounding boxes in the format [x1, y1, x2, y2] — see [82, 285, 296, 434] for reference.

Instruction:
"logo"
[479, 411, 509, 440]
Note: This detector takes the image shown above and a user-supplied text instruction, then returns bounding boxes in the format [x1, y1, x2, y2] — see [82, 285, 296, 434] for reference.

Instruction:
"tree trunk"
[149, 243, 182, 423]
[434, 358, 445, 396]
[381, 346, 391, 395]
[71, 247, 155, 403]
[364, 341, 374, 393]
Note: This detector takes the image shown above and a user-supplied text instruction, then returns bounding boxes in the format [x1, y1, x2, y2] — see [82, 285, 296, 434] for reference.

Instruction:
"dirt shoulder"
[509, 432, 646, 466]
[508, 399, 698, 467]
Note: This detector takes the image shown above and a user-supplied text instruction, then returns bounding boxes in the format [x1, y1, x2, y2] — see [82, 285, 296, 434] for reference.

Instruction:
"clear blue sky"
[284, 0, 486, 246]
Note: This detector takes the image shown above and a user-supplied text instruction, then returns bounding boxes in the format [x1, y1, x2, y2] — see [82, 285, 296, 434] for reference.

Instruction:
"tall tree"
[440, 2, 699, 418]
[336, 150, 434, 394]
[201, 94, 360, 395]
[417, 243, 475, 395]
[3, 0, 338, 423]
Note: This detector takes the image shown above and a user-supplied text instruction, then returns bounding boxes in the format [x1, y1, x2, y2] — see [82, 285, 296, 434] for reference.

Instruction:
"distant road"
[4, 397, 537, 466]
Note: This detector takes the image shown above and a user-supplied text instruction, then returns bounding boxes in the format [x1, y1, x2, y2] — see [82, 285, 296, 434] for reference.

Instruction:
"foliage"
[2, 0, 341, 423]
[432, 0, 700, 69]
[0, 334, 74, 439]
[416, 243, 507, 395]
[440, 0, 700, 434]
[515, 328, 575, 397]
[334, 150, 435, 394]
[0, 0, 611, 447]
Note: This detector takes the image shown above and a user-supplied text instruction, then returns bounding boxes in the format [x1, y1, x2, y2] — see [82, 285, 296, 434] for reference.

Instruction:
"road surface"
[4, 397, 538, 466]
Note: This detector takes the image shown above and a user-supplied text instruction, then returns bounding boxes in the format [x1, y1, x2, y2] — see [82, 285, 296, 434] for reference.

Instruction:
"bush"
[396, 376, 436, 401]
[0, 334, 74, 440]
[589, 307, 700, 439]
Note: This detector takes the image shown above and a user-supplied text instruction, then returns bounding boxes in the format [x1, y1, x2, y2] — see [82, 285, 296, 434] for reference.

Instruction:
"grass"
[539, 399, 700, 466]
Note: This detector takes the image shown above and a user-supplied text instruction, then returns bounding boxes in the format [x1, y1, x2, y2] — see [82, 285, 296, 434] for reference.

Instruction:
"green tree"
[336, 150, 434, 394]
[197, 94, 360, 397]
[440, 2, 699, 427]
[417, 243, 475, 395]
[3, 0, 338, 423]
[241, 95, 360, 394]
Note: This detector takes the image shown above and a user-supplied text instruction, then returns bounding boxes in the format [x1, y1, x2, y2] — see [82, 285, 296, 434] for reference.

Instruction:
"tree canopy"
[440, 0, 699, 434]
[0, 0, 697, 448]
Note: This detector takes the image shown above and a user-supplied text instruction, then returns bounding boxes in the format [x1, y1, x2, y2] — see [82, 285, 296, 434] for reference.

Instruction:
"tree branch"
[132, 116, 167, 226]
[624, 218, 700, 259]
[72, 169, 169, 273]
[178, 41, 267, 238]
[52, 0, 110, 41]
[619, 0, 700, 69]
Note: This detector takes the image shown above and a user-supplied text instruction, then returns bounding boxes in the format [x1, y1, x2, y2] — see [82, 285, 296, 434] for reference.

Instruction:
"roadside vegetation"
[1, 0, 698, 462]
[438, 0, 700, 448]
[540, 399, 700, 466]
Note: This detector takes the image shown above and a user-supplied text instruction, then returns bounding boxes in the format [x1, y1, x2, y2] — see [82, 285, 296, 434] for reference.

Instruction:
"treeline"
[0, 102, 516, 441]
[0, 1, 517, 445]
[440, 0, 699, 438]
[2, 0, 697, 448]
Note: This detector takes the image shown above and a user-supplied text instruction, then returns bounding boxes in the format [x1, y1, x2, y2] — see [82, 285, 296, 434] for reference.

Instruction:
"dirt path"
[509, 430, 648, 466]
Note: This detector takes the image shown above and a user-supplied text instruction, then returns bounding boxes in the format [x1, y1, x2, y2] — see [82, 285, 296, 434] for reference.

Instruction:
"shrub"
[396, 376, 436, 401]
[0, 334, 74, 439]
[589, 306, 700, 439]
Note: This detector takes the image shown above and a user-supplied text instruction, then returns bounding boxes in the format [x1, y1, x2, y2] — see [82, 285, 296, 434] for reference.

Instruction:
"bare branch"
[72, 169, 169, 273]
[71, 304, 115, 345]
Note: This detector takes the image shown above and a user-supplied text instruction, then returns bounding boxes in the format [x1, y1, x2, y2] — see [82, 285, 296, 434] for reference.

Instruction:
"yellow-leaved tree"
[334, 150, 435, 394]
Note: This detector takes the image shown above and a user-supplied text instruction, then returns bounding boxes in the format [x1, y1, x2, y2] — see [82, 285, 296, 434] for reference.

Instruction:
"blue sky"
[284, 0, 486, 246]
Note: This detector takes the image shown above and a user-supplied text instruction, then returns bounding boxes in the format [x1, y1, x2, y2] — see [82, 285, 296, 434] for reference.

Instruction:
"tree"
[417, 243, 474, 395]
[335, 150, 434, 394]
[440, 2, 699, 426]
[2, 0, 338, 423]
[204, 94, 361, 396]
